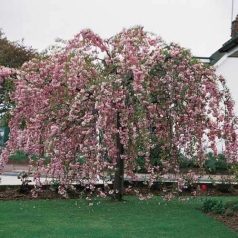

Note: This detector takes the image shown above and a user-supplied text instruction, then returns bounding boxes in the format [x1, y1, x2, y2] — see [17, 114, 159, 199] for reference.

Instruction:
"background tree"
[0, 30, 37, 127]
[1, 27, 237, 200]
[0, 30, 36, 68]
[0, 66, 15, 127]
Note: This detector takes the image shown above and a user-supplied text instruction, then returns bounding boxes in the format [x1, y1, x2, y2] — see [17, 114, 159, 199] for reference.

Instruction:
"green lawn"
[0, 196, 237, 238]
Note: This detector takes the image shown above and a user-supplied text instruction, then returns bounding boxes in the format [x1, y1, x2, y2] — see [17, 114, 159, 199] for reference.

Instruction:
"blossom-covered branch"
[1, 27, 237, 199]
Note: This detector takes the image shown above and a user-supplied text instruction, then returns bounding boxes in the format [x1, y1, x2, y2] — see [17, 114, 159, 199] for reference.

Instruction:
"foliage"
[9, 150, 28, 164]
[1, 27, 238, 198]
[178, 152, 234, 174]
[202, 199, 225, 214]
[216, 183, 233, 193]
[201, 198, 217, 213]
[135, 143, 162, 172]
[204, 152, 230, 174]
[8, 149, 43, 165]
[0, 30, 37, 126]
[17, 171, 32, 194]
[49, 179, 60, 192]
[224, 200, 238, 212]
[0, 126, 9, 146]
[178, 154, 197, 169]
[202, 198, 238, 216]
[0, 30, 36, 68]
[212, 200, 226, 214]
[231, 164, 238, 180]
[0, 66, 15, 121]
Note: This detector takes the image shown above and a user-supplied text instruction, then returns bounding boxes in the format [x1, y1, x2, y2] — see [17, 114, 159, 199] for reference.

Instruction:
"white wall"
[215, 55, 238, 115]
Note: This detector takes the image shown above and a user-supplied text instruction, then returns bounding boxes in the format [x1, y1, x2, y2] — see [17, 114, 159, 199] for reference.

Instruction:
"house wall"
[215, 55, 238, 115]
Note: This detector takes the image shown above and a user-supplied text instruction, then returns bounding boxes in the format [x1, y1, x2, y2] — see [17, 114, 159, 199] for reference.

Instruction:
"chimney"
[231, 15, 238, 38]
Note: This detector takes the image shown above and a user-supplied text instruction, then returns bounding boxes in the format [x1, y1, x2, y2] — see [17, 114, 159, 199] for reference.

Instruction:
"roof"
[210, 33, 238, 65]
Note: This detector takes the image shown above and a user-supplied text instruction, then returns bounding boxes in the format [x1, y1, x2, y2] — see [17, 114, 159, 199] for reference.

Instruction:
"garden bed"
[210, 213, 238, 232]
[0, 186, 65, 200]
[1, 182, 238, 201]
[201, 198, 238, 232]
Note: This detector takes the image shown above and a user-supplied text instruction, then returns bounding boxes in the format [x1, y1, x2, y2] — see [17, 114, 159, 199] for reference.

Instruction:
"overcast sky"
[0, 0, 238, 56]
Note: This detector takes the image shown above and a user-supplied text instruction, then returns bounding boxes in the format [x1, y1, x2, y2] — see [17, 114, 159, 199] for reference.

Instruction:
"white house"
[209, 15, 238, 114]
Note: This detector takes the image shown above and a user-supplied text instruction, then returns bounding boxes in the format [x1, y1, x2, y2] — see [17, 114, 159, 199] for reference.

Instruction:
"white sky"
[0, 0, 238, 56]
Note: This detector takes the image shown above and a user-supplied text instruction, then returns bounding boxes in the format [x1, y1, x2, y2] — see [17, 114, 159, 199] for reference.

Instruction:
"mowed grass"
[0, 196, 237, 238]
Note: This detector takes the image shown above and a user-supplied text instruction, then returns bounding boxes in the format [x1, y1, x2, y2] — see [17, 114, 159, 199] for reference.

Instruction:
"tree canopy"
[0, 30, 37, 126]
[0, 30, 36, 68]
[0, 27, 237, 199]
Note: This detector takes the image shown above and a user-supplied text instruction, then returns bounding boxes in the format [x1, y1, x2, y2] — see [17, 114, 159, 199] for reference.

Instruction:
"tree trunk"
[113, 111, 124, 201]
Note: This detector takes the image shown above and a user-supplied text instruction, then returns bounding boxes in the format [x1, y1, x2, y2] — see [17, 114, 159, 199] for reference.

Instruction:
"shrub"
[50, 180, 60, 192]
[17, 171, 31, 194]
[202, 199, 238, 216]
[224, 208, 234, 216]
[202, 199, 225, 214]
[224, 201, 238, 212]
[212, 201, 225, 214]
[231, 164, 238, 180]
[216, 183, 233, 193]
[204, 153, 230, 174]
[202, 198, 219, 213]
[9, 150, 28, 164]
[178, 154, 196, 169]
